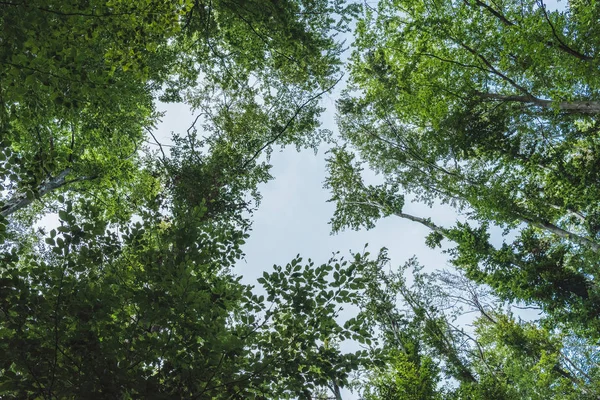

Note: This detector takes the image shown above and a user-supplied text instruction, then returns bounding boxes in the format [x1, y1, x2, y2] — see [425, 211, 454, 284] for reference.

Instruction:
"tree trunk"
[476, 92, 600, 114]
[329, 380, 342, 400]
[1, 168, 72, 218]
[530, 219, 600, 253]
[396, 207, 600, 253]
[509, 211, 600, 252]
[392, 210, 448, 235]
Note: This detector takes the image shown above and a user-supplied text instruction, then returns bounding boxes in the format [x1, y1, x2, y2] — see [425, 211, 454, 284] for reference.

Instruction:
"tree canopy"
[2, 0, 600, 398]
[326, 0, 600, 396]
[331, 0, 600, 340]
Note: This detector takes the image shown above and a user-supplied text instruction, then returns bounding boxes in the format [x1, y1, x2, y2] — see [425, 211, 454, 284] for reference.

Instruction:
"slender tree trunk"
[351, 195, 600, 253]
[396, 206, 600, 253]
[329, 380, 342, 400]
[519, 215, 600, 253]
[1, 168, 72, 218]
[476, 92, 600, 114]
[392, 210, 448, 235]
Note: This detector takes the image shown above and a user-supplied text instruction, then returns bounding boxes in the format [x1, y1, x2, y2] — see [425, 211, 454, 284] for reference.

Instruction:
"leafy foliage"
[331, 0, 600, 341]
[0, 198, 380, 398]
[0, 0, 353, 223]
[4, 0, 600, 397]
[353, 256, 600, 399]
[0, 1, 373, 398]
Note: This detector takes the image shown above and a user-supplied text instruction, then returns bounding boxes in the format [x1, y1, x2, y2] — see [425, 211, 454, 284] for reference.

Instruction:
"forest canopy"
[1, 0, 599, 398]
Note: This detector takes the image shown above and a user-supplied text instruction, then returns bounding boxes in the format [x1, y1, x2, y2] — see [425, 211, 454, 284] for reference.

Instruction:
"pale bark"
[397, 205, 600, 253]
[392, 210, 448, 235]
[515, 214, 600, 253]
[476, 92, 600, 114]
[1, 169, 72, 218]
[348, 192, 600, 252]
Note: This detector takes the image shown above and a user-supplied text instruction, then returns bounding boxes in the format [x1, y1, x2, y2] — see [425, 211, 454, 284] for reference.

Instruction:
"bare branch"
[145, 127, 169, 168]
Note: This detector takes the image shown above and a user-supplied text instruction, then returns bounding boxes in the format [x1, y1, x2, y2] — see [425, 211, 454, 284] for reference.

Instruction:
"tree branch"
[452, 38, 533, 97]
[241, 74, 343, 170]
[474, 92, 600, 114]
[145, 127, 169, 168]
[1, 169, 72, 218]
[465, 0, 515, 26]
[537, 0, 592, 61]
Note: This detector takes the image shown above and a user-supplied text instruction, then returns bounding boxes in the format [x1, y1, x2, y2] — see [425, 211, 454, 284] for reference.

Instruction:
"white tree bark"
[477, 93, 600, 114]
[1, 168, 72, 218]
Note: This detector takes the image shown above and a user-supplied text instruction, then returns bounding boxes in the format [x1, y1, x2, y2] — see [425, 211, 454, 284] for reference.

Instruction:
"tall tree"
[331, 0, 600, 338]
[1, 0, 354, 225]
[352, 254, 600, 399]
[0, 1, 371, 398]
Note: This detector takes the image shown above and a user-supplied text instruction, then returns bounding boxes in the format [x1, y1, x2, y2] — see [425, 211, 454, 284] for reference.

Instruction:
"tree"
[1, 0, 355, 226]
[0, 10, 160, 238]
[0, 189, 380, 398]
[0, 2, 372, 397]
[355, 252, 445, 400]
[339, 0, 600, 243]
[331, 0, 600, 338]
[352, 254, 600, 399]
[325, 147, 600, 338]
[350, 0, 600, 122]
[0, 0, 186, 221]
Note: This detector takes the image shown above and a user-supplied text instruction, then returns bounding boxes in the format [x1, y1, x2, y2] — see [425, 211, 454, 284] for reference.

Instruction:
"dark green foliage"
[0, 199, 378, 398]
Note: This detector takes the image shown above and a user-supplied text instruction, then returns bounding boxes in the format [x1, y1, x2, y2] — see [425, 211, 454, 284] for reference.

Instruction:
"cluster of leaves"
[1, 0, 356, 225]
